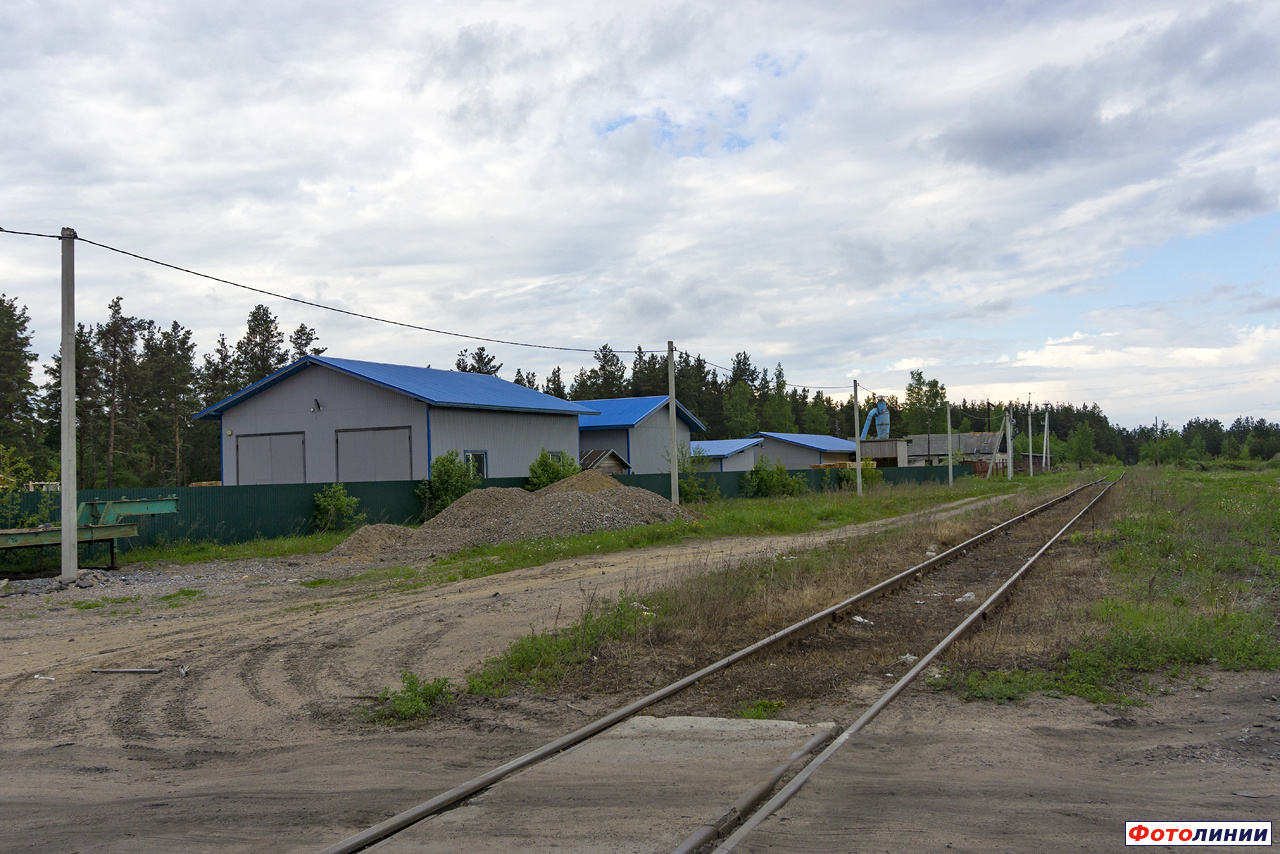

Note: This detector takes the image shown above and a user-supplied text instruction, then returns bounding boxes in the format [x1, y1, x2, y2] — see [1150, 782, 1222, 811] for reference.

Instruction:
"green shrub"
[678, 446, 719, 503]
[737, 699, 787, 719]
[313, 483, 365, 532]
[417, 450, 480, 516]
[836, 460, 883, 490]
[368, 671, 454, 722]
[741, 457, 809, 498]
[526, 449, 581, 491]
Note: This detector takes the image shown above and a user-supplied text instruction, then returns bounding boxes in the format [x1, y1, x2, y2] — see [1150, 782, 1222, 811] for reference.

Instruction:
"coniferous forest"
[1, 294, 1277, 489]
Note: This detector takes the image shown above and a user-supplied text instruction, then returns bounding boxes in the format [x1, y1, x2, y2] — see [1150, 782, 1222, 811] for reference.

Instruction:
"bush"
[313, 483, 365, 532]
[416, 450, 480, 517]
[740, 457, 809, 498]
[836, 460, 882, 490]
[678, 446, 720, 504]
[526, 449, 580, 491]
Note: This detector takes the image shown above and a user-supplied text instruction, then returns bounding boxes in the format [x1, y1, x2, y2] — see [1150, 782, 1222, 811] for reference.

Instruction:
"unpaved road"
[1, 488, 1275, 853]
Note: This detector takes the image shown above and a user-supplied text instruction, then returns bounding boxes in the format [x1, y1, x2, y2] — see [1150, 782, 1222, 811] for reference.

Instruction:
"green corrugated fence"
[3, 463, 972, 553]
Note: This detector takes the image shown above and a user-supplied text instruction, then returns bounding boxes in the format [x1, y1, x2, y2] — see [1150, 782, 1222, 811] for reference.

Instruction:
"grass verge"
[324, 474, 1071, 596]
[951, 466, 1280, 704]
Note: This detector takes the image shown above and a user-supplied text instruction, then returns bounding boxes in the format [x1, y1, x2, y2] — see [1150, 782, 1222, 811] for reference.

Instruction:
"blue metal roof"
[692, 438, 764, 459]
[576, 396, 707, 432]
[194, 356, 598, 420]
[753, 432, 858, 452]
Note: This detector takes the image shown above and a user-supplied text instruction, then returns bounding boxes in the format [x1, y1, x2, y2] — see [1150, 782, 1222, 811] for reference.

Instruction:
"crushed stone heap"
[329, 471, 693, 564]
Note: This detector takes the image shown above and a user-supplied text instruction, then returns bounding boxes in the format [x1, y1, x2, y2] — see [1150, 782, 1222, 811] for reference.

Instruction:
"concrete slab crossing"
[368, 715, 835, 854]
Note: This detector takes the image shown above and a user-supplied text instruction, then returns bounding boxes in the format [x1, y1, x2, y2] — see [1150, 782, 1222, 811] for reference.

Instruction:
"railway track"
[318, 475, 1122, 854]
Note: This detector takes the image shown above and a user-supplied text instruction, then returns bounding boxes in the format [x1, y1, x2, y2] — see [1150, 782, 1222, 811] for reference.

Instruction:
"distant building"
[580, 448, 630, 476]
[195, 356, 596, 485]
[905, 431, 1006, 467]
[751, 432, 858, 468]
[576, 396, 706, 475]
[691, 438, 764, 472]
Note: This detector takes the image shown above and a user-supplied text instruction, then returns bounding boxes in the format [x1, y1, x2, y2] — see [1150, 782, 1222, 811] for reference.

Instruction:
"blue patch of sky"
[750, 50, 806, 78]
[1010, 209, 1280, 344]
[597, 102, 758, 158]
[1091, 210, 1280, 308]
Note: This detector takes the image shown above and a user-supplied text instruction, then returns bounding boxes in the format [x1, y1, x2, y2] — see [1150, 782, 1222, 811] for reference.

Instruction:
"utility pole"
[946, 401, 953, 487]
[1027, 394, 1034, 478]
[852, 380, 863, 496]
[60, 228, 78, 582]
[1006, 411, 1014, 481]
[667, 340, 679, 505]
[1043, 409, 1050, 472]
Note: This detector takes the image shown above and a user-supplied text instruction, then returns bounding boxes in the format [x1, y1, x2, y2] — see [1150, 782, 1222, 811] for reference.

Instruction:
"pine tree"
[37, 323, 101, 486]
[723, 381, 759, 438]
[234, 304, 288, 384]
[96, 297, 146, 488]
[0, 294, 39, 455]
[760, 364, 797, 433]
[455, 347, 502, 375]
[542, 367, 567, 399]
[289, 323, 325, 360]
[138, 322, 196, 486]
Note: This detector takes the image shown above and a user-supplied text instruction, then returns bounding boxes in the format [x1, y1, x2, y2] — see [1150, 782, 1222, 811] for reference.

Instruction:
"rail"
[317, 478, 1112, 854]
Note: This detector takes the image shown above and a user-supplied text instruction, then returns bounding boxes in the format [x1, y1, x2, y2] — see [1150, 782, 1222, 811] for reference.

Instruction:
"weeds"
[367, 671, 454, 722]
[737, 699, 787, 719]
[157, 588, 205, 607]
[954, 467, 1280, 705]
[465, 594, 654, 696]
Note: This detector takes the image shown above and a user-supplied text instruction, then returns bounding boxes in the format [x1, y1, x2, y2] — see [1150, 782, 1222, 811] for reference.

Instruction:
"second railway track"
[320, 476, 1121, 854]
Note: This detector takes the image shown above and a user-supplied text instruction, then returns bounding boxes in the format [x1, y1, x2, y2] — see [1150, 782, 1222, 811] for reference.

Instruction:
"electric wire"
[2, 226, 880, 393]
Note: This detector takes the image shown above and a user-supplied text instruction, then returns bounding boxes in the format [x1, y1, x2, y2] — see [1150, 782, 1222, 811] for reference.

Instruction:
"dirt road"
[1, 489, 1274, 852]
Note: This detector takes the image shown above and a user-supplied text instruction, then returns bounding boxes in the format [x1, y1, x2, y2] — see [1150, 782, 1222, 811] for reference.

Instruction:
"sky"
[1, 0, 1278, 430]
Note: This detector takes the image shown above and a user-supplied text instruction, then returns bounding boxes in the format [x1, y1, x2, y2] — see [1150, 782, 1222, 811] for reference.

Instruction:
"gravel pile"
[330, 471, 693, 564]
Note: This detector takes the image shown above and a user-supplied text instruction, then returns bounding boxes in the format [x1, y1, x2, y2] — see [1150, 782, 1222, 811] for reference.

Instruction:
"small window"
[547, 451, 564, 462]
[464, 450, 488, 479]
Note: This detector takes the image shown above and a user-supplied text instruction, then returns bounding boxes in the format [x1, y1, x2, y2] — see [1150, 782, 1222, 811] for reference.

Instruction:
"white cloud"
[1, 0, 1278, 428]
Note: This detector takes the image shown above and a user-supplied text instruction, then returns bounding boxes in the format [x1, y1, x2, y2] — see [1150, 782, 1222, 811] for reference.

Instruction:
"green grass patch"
[465, 596, 655, 697]
[953, 467, 1280, 705]
[310, 475, 1060, 592]
[737, 699, 787, 719]
[157, 588, 205, 607]
[121, 531, 352, 567]
[366, 671, 454, 722]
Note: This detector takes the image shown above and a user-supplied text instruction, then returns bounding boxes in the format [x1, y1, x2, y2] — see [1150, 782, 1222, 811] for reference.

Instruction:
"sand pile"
[331, 472, 693, 564]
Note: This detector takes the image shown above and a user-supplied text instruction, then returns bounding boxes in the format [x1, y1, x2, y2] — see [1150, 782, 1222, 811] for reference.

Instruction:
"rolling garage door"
[236, 432, 306, 485]
[336, 427, 412, 482]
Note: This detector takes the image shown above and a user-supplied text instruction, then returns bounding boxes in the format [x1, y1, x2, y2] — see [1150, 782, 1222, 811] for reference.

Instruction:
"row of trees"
[0, 294, 321, 488]
[2, 292, 1277, 489]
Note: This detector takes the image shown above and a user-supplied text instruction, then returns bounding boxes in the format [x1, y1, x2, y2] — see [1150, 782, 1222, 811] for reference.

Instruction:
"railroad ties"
[318, 477, 1121, 854]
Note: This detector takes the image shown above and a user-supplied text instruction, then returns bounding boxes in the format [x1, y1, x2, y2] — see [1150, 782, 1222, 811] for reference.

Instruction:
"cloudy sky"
[2, 0, 1278, 429]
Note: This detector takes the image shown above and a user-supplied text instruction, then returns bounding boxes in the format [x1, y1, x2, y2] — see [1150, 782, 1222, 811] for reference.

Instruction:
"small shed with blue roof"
[691, 438, 764, 472]
[576, 396, 706, 476]
[751, 432, 858, 468]
[194, 356, 597, 485]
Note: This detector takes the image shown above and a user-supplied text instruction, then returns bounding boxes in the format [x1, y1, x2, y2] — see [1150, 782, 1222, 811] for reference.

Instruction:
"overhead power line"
[1, 225, 884, 396]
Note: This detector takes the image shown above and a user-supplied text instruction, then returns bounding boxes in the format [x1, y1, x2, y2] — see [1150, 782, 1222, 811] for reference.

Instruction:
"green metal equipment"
[0, 497, 179, 568]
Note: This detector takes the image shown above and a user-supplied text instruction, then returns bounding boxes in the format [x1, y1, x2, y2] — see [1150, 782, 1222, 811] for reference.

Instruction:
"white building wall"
[217, 363, 581, 484]
[579, 428, 631, 466]
[715, 447, 758, 472]
[220, 365, 429, 485]
[428, 407, 580, 479]
[627, 406, 692, 474]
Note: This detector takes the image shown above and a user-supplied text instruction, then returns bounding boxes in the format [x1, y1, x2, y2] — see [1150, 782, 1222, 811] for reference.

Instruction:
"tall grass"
[956, 467, 1280, 703]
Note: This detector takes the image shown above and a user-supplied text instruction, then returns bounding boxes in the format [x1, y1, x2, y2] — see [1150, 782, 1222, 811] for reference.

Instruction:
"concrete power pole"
[946, 402, 953, 487]
[852, 380, 863, 496]
[667, 340, 679, 505]
[60, 228, 78, 582]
